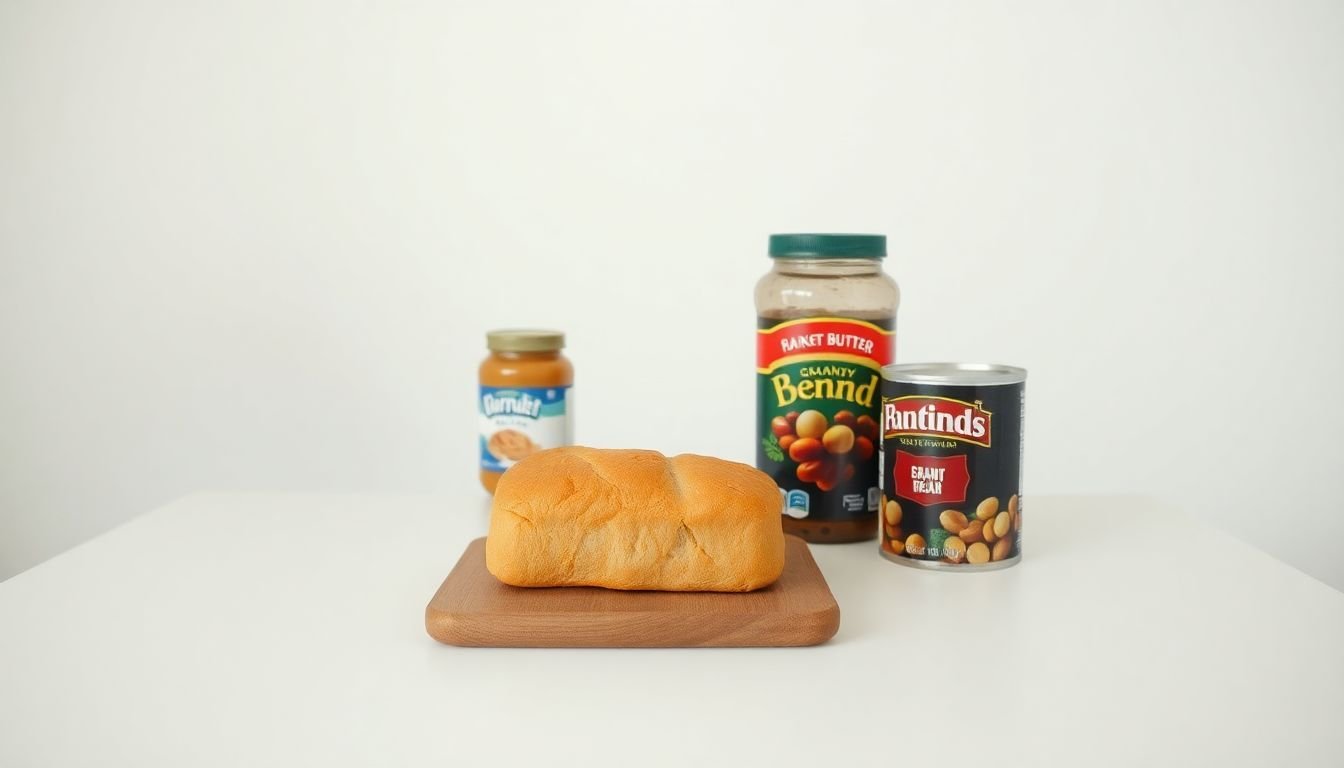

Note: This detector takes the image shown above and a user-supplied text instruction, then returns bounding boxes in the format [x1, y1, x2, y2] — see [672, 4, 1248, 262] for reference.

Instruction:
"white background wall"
[2, 1, 1342, 589]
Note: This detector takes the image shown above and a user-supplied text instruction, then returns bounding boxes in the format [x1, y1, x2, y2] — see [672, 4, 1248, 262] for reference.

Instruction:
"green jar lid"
[768, 233, 886, 259]
[486, 329, 565, 353]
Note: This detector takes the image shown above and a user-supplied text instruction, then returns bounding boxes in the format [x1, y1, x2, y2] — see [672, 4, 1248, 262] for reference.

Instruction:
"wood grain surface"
[425, 535, 840, 647]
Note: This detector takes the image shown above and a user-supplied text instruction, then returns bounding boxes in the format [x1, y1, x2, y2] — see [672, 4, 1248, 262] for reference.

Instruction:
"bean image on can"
[878, 363, 1026, 571]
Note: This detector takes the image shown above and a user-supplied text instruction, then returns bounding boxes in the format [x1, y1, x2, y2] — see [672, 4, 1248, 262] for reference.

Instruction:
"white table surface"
[1, 493, 1341, 767]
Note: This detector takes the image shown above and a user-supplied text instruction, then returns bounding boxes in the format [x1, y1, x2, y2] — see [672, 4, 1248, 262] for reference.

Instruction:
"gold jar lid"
[486, 329, 565, 353]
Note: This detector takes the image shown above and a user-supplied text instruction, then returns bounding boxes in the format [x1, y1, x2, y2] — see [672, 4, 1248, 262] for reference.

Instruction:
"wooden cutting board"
[425, 535, 839, 648]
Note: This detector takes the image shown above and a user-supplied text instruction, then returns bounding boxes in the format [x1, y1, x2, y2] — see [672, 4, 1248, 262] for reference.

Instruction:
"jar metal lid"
[882, 362, 1027, 385]
[486, 329, 565, 353]
[768, 233, 886, 260]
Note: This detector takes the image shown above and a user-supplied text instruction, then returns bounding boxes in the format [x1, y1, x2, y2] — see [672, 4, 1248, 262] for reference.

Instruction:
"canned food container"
[878, 363, 1026, 571]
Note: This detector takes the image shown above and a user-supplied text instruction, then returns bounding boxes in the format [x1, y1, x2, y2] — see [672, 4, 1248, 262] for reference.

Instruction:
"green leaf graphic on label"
[762, 434, 784, 462]
[928, 527, 951, 557]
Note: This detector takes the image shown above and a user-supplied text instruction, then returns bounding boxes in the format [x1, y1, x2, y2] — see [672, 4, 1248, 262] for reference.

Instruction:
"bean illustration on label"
[878, 363, 1026, 571]
[757, 317, 894, 536]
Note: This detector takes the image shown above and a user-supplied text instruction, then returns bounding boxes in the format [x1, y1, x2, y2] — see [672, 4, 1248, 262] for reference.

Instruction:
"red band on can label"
[892, 450, 970, 506]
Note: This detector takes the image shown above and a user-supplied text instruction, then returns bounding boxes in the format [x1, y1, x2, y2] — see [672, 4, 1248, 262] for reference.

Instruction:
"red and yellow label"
[756, 316, 896, 522]
[756, 317, 896, 373]
[882, 396, 993, 448]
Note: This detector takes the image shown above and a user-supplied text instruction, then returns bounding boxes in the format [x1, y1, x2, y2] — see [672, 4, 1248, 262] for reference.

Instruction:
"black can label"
[756, 316, 895, 522]
[879, 379, 1024, 566]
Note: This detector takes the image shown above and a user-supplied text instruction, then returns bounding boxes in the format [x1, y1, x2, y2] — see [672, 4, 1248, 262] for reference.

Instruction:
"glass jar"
[478, 330, 574, 494]
[754, 234, 900, 543]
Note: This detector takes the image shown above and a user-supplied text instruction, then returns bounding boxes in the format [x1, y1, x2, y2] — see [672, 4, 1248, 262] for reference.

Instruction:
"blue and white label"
[783, 489, 810, 519]
[479, 385, 572, 473]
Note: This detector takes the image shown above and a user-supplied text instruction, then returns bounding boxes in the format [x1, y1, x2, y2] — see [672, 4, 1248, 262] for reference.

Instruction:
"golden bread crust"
[485, 447, 785, 591]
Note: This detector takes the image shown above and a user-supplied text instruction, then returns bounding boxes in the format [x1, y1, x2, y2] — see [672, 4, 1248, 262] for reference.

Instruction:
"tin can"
[878, 363, 1026, 571]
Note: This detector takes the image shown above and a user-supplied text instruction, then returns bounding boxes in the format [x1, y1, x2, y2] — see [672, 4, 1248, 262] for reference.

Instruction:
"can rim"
[881, 362, 1026, 385]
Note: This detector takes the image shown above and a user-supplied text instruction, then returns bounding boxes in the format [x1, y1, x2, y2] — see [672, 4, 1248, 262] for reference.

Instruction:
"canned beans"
[878, 363, 1027, 572]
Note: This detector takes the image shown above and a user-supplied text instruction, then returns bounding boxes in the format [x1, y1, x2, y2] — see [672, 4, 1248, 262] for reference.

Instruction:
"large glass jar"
[754, 234, 900, 543]
[478, 330, 574, 494]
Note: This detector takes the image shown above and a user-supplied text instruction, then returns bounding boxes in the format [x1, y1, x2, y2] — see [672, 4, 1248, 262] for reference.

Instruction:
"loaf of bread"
[485, 447, 785, 592]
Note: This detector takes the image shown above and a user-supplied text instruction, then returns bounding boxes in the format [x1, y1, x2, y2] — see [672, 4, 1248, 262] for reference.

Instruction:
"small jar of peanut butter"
[478, 330, 574, 493]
